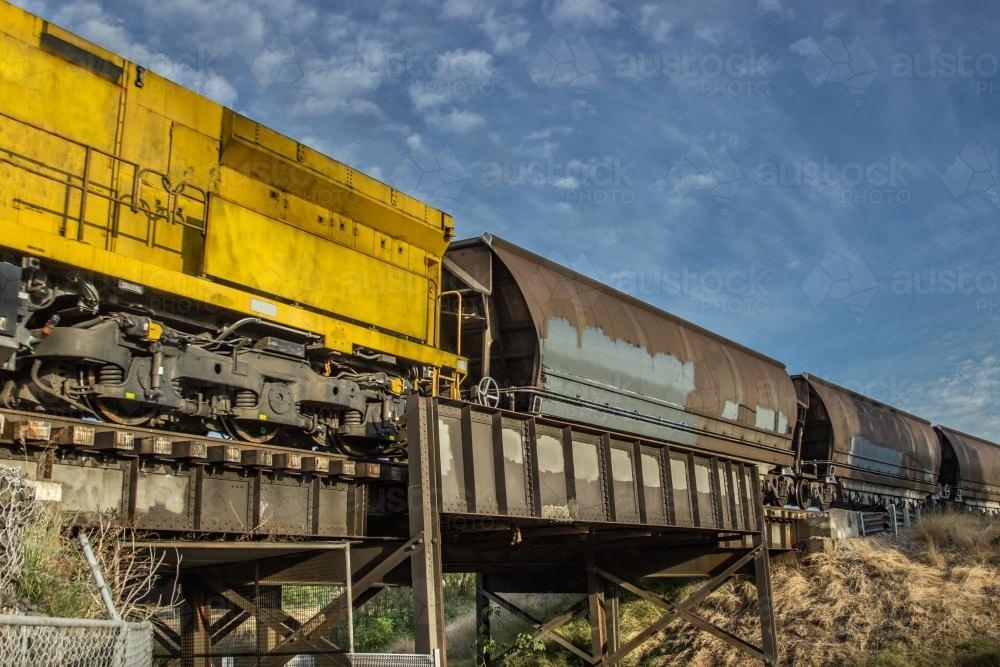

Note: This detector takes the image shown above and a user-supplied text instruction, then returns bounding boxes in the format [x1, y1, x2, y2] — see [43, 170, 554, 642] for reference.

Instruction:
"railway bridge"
[0, 397, 804, 665]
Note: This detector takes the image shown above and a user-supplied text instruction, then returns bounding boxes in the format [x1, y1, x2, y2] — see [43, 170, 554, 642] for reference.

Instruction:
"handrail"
[435, 290, 466, 398]
[0, 112, 208, 241]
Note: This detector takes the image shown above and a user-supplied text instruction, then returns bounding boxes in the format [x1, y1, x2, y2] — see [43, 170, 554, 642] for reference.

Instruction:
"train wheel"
[796, 479, 813, 510]
[93, 397, 157, 427]
[309, 429, 331, 450]
[225, 417, 281, 444]
[334, 433, 394, 458]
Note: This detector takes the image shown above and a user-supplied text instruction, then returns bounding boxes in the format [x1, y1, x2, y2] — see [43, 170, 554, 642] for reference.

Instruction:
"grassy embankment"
[385, 513, 1000, 666]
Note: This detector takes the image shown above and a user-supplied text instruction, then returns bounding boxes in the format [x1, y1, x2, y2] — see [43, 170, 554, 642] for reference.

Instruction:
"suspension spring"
[343, 410, 362, 427]
[98, 364, 124, 384]
[234, 390, 257, 408]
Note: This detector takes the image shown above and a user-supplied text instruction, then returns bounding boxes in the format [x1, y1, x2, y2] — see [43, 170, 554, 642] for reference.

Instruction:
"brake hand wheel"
[476, 376, 501, 408]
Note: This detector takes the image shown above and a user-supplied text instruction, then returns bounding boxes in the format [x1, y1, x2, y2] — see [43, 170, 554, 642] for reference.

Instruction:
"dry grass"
[911, 512, 1000, 564]
[14, 508, 179, 621]
[638, 512, 1000, 666]
[408, 513, 1000, 665]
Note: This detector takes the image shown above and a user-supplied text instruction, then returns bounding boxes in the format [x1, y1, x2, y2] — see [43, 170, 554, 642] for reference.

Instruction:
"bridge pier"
[179, 574, 211, 667]
[408, 394, 447, 658]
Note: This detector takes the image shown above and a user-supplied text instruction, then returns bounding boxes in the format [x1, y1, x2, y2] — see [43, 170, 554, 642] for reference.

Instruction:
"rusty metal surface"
[480, 235, 797, 466]
[417, 396, 763, 533]
[795, 374, 940, 498]
[936, 426, 1000, 508]
[0, 409, 370, 538]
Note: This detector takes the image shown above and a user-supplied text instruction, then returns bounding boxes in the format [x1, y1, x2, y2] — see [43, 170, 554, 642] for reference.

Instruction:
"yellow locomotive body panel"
[0, 1, 460, 372]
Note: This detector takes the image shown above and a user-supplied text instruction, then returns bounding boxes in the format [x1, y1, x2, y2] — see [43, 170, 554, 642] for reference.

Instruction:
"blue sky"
[14, 0, 999, 438]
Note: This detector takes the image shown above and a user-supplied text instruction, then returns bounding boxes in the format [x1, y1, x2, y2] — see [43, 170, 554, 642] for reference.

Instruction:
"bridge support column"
[408, 397, 447, 661]
[588, 567, 609, 664]
[180, 574, 211, 667]
[475, 574, 492, 666]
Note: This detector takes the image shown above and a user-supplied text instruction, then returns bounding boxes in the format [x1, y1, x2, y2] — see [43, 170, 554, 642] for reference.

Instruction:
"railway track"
[0, 404, 825, 547]
[0, 407, 404, 537]
[0, 406, 396, 479]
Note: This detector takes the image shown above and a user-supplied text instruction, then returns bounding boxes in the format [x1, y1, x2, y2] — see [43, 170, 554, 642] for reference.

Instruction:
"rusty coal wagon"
[793, 373, 941, 508]
[936, 426, 1000, 512]
[440, 235, 835, 510]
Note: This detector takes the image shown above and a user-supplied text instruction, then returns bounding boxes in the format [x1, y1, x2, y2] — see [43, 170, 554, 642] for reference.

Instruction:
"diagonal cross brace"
[484, 591, 595, 665]
[592, 544, 774, 665]
[259, 534, 425, 667]
[195, 576, 342, 658]
[151, 616, 181, 655]
[209, 607, 250, 644]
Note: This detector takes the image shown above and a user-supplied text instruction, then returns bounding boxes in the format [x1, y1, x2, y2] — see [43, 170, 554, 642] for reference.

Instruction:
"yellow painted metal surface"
[1, 221, 457, 368]
[0, 0, 461, 371]
[204, 197, 431, 340]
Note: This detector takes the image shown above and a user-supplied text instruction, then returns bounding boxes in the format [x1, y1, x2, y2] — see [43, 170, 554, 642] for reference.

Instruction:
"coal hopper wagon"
[441, 234, 837, 509]
[936, 426, 1000, 512]
[793, 374, 941, 508]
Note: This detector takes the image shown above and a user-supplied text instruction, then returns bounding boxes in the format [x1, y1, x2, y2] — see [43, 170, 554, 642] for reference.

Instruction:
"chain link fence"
[0, 464, 35, 599]
[0, 464, 153, 666]
[0, 615, 151, 666]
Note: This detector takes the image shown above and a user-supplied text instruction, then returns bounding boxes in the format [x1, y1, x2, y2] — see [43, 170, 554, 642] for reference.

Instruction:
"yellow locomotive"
[0, 1, 464, 453]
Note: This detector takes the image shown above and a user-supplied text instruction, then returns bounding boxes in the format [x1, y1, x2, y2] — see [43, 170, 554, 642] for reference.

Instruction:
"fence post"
[78, 533, 121, 621]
